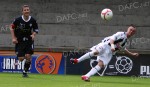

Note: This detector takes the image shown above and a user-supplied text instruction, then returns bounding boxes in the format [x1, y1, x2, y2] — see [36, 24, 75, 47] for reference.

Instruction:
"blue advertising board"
[0, 51, 64, 74]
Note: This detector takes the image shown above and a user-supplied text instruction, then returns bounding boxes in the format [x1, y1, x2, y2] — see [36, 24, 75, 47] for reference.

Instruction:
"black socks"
[24, 60, 31, 72]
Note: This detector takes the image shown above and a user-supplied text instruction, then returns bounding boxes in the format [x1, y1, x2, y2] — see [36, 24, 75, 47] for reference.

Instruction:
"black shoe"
[22, 72, 28, 77]
[70, 58, 78, 64]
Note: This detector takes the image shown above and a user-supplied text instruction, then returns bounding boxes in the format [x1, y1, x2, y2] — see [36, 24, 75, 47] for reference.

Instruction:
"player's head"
[126, 24, 136, 38]
[22, 5, 30, 17]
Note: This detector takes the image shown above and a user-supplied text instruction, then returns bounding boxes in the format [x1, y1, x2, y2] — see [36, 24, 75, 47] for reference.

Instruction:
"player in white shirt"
[70, 25, 139, 81]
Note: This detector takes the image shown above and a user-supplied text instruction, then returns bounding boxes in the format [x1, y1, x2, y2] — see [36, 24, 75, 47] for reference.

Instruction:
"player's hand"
[30, 34, 35, 41]
[110, 44, 115, 52]
[111, 48, 115, 52]
[132, 53, 139, 57]
[12, 38, 18, 44]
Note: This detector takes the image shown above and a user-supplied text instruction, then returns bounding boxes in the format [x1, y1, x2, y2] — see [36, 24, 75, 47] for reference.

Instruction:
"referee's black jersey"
[12, 15, 39, 42]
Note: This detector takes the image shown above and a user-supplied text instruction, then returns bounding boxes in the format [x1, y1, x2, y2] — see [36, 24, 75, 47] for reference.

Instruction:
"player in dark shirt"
[10, 5, 39, 77]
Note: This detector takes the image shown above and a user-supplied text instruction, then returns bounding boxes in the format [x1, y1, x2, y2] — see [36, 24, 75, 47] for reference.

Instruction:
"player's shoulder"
[116, 31, 124, 34]
[115, 31, 126, 36]
[30, 16, 36, 22]
[14, 16, 22, 21]
[116, 32, 127, 39]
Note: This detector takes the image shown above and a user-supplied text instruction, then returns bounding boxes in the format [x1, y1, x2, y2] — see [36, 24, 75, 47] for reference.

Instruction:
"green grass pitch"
[0, 73, 150, 87]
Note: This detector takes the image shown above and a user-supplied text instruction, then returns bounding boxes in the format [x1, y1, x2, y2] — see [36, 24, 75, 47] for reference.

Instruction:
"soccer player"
[70, 25, 139, 81]
[10, 5, 39, 77]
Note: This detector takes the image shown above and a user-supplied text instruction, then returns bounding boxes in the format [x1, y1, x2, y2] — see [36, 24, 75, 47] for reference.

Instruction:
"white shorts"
[90, 43, 112, 66]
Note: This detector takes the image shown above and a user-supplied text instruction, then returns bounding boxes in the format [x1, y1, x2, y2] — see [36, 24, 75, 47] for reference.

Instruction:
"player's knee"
[25, 54, 31, 61]
[93, 51, 99, 55]
[19, 57, 24, 62]
[98, 60, 104, 68]
[89, 51, 99, 57]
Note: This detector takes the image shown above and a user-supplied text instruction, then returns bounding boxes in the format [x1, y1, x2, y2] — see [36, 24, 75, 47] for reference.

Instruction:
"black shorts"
[15, 41, 34, 57]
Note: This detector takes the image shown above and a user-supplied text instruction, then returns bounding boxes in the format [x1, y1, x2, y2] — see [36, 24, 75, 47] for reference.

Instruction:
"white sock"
[85, 65, 101, 77]
[78, 52, 94, 63]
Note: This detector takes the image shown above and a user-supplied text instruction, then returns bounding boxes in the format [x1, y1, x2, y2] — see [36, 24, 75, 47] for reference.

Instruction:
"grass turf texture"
[0, 73, 150, 87]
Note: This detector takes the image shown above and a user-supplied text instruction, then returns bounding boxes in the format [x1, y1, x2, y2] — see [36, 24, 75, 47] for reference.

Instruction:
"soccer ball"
[101, 8, 113, 21]
[115, 56, 133, 74]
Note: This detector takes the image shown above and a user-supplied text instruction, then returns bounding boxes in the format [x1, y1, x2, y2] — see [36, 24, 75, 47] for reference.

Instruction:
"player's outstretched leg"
[70, 58, 78, 64]
[70, 51, 99, 64]
[81, 60, 104, 82]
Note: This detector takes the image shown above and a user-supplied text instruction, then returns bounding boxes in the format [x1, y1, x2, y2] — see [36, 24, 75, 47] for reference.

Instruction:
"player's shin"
[78, 51, 95, 63]
[24, 59, 31, 72]
[85, 65, 101, 77]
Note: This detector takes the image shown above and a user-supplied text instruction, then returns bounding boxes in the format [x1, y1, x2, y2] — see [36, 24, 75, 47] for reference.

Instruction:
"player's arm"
[10, 23, 18, 44]
[31, 19, 39, 40]
[124, 48, 139, 57]
[109, 32, 122, 52]
[110, 39, 115, 52]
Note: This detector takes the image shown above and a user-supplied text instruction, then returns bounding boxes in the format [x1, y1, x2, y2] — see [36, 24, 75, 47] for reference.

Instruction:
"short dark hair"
[22, 5, 29, 11]
[130, 24, 136, 28]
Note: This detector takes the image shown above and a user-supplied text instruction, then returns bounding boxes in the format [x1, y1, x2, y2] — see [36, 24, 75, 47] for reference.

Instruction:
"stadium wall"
[0, 0, 150, 53]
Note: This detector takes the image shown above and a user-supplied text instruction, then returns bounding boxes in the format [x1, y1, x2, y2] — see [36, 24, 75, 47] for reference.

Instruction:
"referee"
[10, 5, 39, 77]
